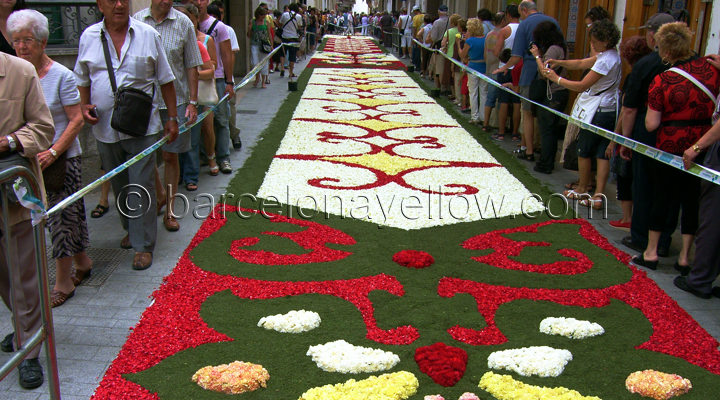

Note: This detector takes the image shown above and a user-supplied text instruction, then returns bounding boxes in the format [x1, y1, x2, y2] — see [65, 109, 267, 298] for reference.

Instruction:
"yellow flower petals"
[478, 371, 602, 400]
[299, 371, 419, 400]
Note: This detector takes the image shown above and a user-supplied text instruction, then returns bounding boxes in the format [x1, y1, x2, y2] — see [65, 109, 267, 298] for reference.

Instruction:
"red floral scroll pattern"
[462, 220, 595, 275]
[441, 219, 720, 374]
[91, 215, 720, 399]
[91, 206, 419, 400]
[230, 215, 356, 265]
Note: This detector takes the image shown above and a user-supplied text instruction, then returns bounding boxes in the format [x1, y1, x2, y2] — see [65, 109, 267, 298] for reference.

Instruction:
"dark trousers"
[648, 159, 700, 235]
[629, 113, 677, 249]
[687, 143, 720, 294]
[412, 43, 421, 69]
[535, 89, 569, 171]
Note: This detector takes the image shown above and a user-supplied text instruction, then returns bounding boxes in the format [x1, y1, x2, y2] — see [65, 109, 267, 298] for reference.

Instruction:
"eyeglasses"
[11, 38, 37, 47]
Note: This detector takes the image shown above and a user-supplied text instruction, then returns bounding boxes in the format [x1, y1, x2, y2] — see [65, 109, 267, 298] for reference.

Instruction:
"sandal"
[185, 182, 198, 191]
[208, 153, 219, 176]
[90, 204, 109, 218]
[563, 189, 590, 200]
[517, 152, 535, 161]
[50, 289, 75, 308]
[511, 134, 520, 142]
[579, 194, 605, 210]
[492, 134, 505, 141]
[70, 267, 92, 286]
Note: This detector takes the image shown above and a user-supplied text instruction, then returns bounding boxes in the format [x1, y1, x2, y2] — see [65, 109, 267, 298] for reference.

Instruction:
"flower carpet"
[91, 36, 720, 399]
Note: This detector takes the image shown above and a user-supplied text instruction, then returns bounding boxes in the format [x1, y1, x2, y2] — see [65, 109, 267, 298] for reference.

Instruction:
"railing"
[27, 0, 102, 49]
[0, 167, 61, 399]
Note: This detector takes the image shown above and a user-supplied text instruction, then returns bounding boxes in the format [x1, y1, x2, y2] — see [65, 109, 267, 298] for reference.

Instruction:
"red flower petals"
[462, 220, 594, 275]
[393, 250, 435, 269]
[229, 211, 356, 265]
[415, 343, 468, 386]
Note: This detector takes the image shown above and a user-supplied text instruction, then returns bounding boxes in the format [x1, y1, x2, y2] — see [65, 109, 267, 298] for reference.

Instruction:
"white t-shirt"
[590, 49, 622, 109]
[41, 62, 82, 158]
[227, 26, 239, 51]
[399, 14, 412, 34]
[280, 11, 302, 39]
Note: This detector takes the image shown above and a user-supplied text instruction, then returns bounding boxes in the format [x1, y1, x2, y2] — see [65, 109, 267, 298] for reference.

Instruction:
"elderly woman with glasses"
[8, 9, 92, 307]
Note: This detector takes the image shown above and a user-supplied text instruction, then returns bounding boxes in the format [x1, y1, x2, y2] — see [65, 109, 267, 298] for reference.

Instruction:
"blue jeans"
[214, 78, 231, 164]
[485, 74, 500, 108]
[180, 106, 204, 184]
[412, 44, 421, 69]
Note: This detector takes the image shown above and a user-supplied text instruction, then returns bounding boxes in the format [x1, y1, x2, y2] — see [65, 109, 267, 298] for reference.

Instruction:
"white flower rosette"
[539, 317, 605, 339]
[487, 346, 573, 378]
[257, 310, 321, 333]
[307, 339, 400, 373]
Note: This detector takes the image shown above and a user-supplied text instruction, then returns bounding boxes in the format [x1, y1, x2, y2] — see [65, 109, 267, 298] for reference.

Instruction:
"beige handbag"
[198, 68, 218, 106]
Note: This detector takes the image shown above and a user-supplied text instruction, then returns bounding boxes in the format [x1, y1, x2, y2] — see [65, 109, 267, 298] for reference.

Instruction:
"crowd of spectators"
[1, 0, 720, 392]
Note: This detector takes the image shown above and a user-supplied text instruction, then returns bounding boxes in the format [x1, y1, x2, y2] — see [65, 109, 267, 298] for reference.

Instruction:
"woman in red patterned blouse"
[631, 22, 720, 273]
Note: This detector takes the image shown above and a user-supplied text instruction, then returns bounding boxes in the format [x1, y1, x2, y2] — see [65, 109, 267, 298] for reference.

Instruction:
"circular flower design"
[306, 339, 400, 373]
[257, 309, 321, 333]
[539, 317, 605, 339]
[191, 361, 269, 394]
[479, 372, 602, 400]
[393, 250, 435, 268]
[626, 370, 692, 400]
[299, 371, 418, 400]
[487, 346, 573, 377]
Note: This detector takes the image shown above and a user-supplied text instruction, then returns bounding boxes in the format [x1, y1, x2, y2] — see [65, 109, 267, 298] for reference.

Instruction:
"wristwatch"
[6, 135, 17, 152]
[226, 79, 234, 86]
[692, 143, 701, 153]
[168, 116, 179, 122]
[189, 100, 198, 106]
[49, 148, 58, 158]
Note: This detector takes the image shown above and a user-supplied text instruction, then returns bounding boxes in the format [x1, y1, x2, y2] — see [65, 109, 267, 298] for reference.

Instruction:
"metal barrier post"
[0, 166, 60, 399]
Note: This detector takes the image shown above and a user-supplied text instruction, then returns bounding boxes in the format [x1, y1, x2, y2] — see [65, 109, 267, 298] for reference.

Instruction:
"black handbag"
[42, 152, 66, 193]
[101, 30, 154, 137]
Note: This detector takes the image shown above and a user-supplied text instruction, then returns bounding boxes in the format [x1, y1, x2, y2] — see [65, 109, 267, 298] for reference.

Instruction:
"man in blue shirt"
[494, 1, 561, 159]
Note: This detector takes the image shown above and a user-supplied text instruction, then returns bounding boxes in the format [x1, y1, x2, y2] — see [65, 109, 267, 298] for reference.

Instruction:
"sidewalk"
[1, 49, 719, 399]
[0, 55, 313, 399]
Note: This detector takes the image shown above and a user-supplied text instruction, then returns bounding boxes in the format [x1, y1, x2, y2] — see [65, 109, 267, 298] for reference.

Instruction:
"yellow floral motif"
[299, 371, 419, 400]
[478, 372, 602, 400]
[335, 84, 393, 91]
[334, 73, 386, 79]
[340, 119, 418, 132]
[337, 98, 402, 107]
[321, 151, 449, 176]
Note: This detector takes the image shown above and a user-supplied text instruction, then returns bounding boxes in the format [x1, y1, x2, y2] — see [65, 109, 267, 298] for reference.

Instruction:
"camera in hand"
[527, 41, 536, 56]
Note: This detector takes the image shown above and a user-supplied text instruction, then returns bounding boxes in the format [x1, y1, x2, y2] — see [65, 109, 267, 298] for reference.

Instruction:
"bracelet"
[534, 55, 540, 59]
[168, 116, 179, 122]
[49, 148, 58, 158]
[692, 143, 701, 153]
[557, 77, 562, 85]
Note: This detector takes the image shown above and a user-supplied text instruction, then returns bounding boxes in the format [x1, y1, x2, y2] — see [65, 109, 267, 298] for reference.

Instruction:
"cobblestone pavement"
[1, 50, 718, 399]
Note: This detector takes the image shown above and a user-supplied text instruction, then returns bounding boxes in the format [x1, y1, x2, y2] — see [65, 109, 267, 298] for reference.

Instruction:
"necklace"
[37, 56, 52, 78]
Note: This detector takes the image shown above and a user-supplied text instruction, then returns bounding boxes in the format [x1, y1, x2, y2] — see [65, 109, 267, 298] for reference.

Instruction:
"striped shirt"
[133, 7, 203, 107]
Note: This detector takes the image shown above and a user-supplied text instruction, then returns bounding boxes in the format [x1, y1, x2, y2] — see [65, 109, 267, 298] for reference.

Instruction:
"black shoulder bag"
[101, 30, 154, 137]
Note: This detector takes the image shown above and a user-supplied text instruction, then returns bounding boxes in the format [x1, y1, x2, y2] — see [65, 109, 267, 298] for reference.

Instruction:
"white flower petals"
[487, 346, 573, 378]
[257, 68, 545, 230]
[539, 317, 605, 339]
[257, 310, 321, 333]
[307, 339, 400, 373]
